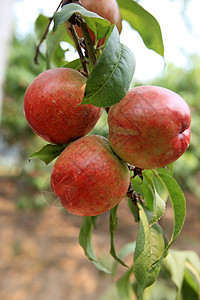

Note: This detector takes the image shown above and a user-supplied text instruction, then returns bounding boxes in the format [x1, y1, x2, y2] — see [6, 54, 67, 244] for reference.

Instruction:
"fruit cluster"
[24, 67, 191, 216]
[23, 0, 191, 217]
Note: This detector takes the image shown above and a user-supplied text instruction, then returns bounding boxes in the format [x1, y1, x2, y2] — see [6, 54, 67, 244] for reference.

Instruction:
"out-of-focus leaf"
[116, 264, 135, 300]
[46, 24, 74, 67]
[34, 14, 50, 43]
[163, 250, 200, 298]
[116, 0, 164, 56]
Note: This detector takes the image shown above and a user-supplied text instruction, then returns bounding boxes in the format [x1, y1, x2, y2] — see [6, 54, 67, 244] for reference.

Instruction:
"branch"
[67, 23, 89, 76]
[78, 16, 97, 67]
[34, 0, 63, 64]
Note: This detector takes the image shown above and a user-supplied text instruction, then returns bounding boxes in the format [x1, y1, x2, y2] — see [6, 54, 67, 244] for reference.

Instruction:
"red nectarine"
[108, 86, 191, 169]
[50, 135, 130, 216]
[23, 68, 102, 144]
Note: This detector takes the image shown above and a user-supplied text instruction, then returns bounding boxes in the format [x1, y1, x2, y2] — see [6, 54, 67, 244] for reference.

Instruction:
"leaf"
[131, 173, 154, 211]
[79, 216, 97, 262]
[155, 173, 186, 252]
[112, 242, 136, 275]
[184, 265, 200, 296]
[163, 250, 188, 292]
[81, 26, 136, 107]
[29, 143, 67, 165]
[53, 3, 111, 40]
[162, 250, 200, 298]
[150, 189, 166, 225]
[34, 14, 50, 43]
[116, 0, 164, 56]
[131, 172, 166, 224]
[46, 24, 74, 67]
[127, 198, 140, 222]
[134, 204, 167, 292]
[62, 58, 82, 70]
[116, 264, 135, 300]
[79, 216, 112, 274]
[110, 206, 128, 267]
[182, 276, 200, 300]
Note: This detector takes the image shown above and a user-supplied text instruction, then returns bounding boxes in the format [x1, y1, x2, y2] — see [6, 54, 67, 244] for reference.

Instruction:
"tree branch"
[78, 16, 97, 67]
[34, 0, 63, 64]
[67, 22, 89, 76]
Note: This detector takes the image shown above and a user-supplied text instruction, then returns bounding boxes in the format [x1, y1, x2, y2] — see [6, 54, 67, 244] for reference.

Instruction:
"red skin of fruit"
[75, 0, 122, 46]
[23, 68, 102, 144]
[50, 135, 130, 216]
[108, 86, 191, 169]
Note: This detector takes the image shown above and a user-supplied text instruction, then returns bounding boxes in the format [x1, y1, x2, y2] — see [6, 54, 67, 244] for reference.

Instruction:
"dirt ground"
[0, 177, 200, 300]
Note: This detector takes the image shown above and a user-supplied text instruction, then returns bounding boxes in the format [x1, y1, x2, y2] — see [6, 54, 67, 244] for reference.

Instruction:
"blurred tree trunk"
[0, 1, 13, 123]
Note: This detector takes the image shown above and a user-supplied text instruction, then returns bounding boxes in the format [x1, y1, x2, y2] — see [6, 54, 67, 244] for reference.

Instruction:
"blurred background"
[0, 0, 200, 299]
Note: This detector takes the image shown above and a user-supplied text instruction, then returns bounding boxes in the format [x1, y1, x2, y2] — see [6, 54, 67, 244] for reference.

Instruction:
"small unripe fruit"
[108, 86, 191, 169]
[23, 68, 102, 144]
[50, 135, 130, 216]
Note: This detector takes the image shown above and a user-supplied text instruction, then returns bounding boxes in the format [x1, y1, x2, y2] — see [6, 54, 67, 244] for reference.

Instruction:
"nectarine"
[50, 135, 130, 216]
[23, 68, 102, 144]
[108, 86, 191, 169]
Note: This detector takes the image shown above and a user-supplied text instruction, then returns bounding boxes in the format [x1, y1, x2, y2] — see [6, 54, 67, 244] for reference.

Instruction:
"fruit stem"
[67, 22, 89, 76]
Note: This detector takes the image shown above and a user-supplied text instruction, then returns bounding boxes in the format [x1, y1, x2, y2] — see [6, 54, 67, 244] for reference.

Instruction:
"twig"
[34, 0, 63, 64]
[67, 23, 89, 75]
[78, 17, 97, 67]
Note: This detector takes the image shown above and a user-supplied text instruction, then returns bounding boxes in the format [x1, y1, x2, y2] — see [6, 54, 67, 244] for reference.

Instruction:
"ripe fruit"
[75, 0, 122, 46]
[23, 68, 102, 144]
[108, 86, 191, 169]
[50, 135, 130, 216]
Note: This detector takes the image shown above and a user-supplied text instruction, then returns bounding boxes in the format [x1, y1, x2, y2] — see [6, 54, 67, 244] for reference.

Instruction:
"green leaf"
[110, 206, 128, 267]
[112, 242, 136, 275]
[79, 216, 97, 262]
[134, 204, 166, 292]
[127, 198, 140, 222]
[150, 190, 166, 225]
[46, 24, 74, 67]
[116, 0, 164, 56]
[131, 172, 166, 224]
[116, 264, 135, 300]
[34, 14, 50, 44]
[29, 143, 67, 165]
[184, 266, 200, 296]
[79, 216, 112, 274]
[53, 3, 111, 40]
[154, 173, 186, 252]
[62, 58, 82, 70]
[81, 26, 135, 107]
[163, 250, 188, 293]
[162, 250, 200, 298]
[131, 173, 154, 211]
[182, 276, 200, 300]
